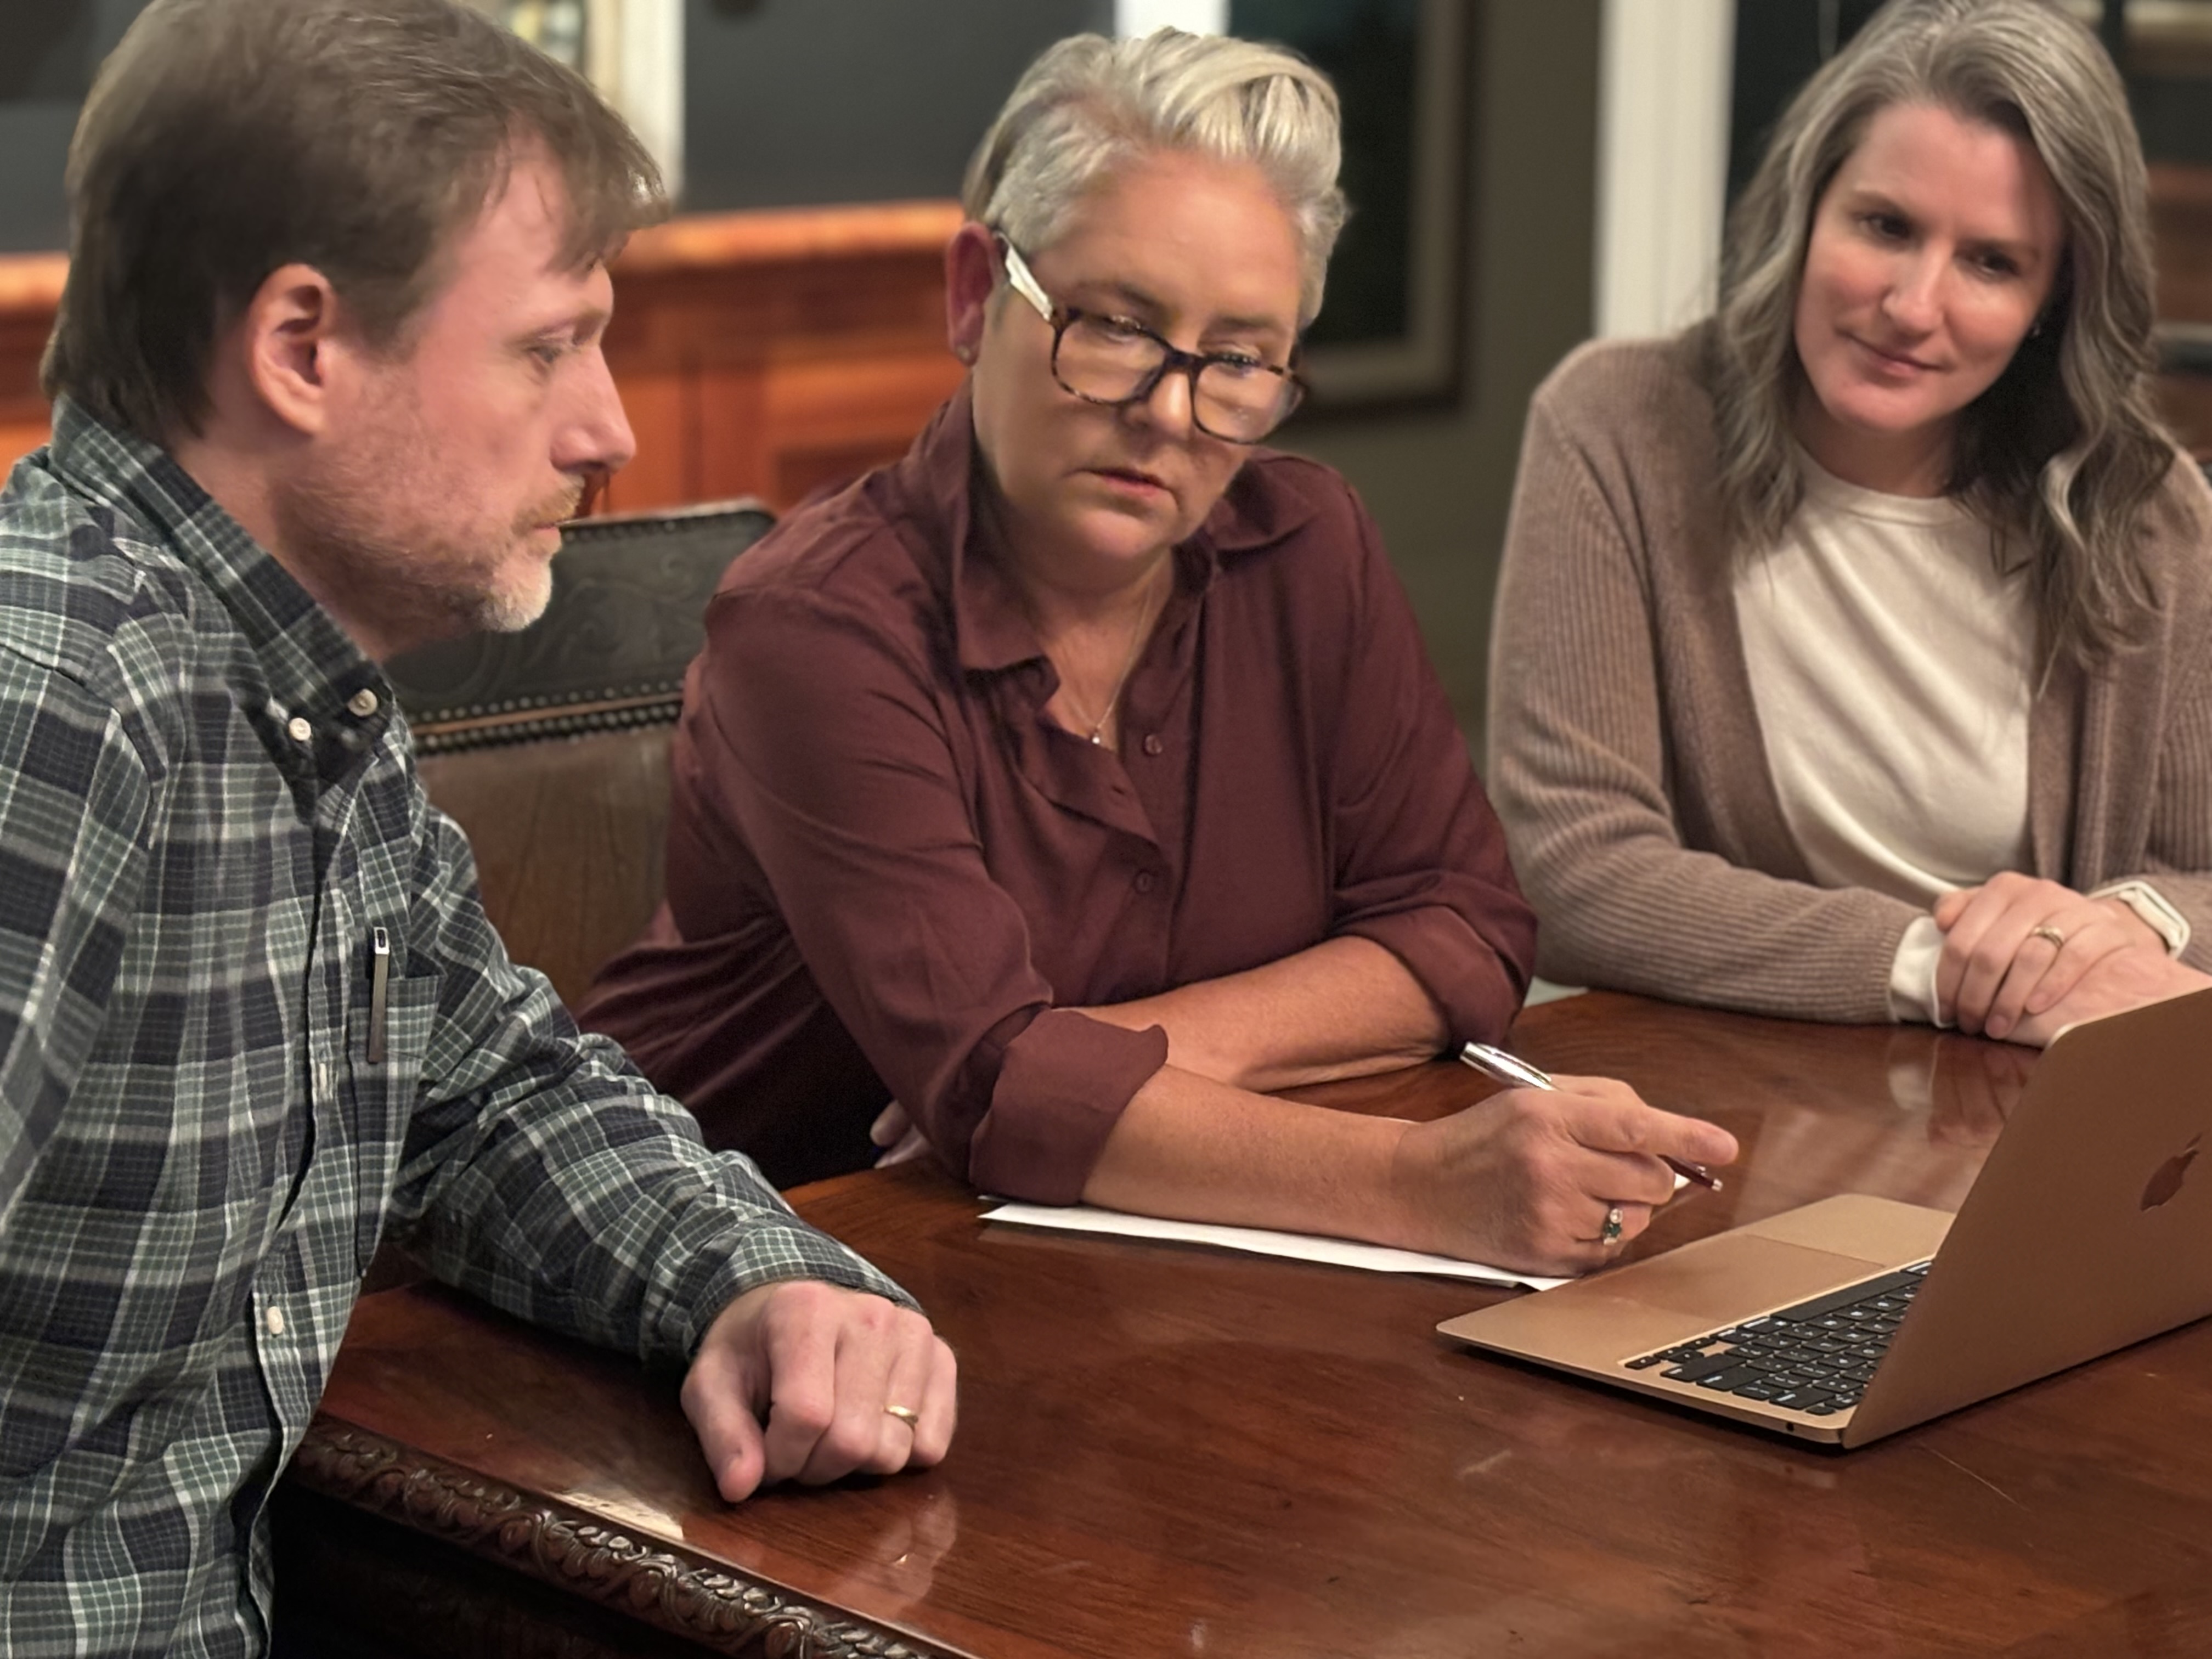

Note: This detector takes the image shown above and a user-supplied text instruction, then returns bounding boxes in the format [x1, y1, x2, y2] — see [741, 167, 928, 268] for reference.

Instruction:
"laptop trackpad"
[1595, 1232, 1888, 1324]
[1442, 1229, 1902, 1363]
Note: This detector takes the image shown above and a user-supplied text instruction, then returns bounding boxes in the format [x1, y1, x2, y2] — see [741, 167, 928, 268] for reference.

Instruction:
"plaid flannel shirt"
[0, 404, 915, 1658]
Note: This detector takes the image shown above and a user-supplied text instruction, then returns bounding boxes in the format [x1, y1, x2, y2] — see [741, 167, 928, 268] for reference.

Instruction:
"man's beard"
[273, 459, 582, 653]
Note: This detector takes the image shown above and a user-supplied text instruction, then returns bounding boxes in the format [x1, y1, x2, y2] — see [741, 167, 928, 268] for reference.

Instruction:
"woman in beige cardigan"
[1490, 0, 2212, 1045]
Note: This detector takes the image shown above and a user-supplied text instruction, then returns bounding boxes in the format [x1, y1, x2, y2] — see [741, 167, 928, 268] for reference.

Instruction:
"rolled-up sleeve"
[968, 1009, 1169, 1201]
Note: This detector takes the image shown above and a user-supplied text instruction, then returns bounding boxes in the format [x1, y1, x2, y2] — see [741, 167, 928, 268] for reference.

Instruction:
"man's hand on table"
[1387, 1076, 1739, 1276]
[681, 1280, 956, 1502]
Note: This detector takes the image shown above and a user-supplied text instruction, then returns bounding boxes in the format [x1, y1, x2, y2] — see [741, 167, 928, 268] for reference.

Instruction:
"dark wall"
[0, 0, 145, 252]
[1283, 0, 1602, 738]
[682, 0, 1109, 213]
[0, 1, 1110, 252]
[1725, 0, 1887, 203]
[1729, 0, 2212, 196]
[1232, 0, 1421, 350]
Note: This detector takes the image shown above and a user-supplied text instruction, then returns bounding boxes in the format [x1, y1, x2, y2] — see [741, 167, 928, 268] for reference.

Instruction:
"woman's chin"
[1805, 370, 1965, 443]
[1063, 505, 1184, 567]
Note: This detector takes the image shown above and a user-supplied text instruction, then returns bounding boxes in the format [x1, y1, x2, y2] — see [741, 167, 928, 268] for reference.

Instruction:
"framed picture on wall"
[1229, 0, 1472, 409]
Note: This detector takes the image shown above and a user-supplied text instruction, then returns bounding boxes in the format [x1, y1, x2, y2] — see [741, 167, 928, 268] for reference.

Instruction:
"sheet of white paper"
[980, 1201, 1570, 1291]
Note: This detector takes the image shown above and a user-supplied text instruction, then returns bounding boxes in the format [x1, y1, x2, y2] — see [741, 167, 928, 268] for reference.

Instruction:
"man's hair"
[43, 0, 668, 442]
[962, 28, 1346, 326]
[1711, 0, 2174, 668]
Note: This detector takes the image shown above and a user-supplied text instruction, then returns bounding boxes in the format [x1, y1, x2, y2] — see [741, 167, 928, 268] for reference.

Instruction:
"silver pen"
[1458, 1041, 1722, 1190]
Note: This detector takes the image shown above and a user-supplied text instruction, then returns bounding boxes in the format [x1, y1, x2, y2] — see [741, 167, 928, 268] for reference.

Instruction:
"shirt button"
[1135, 871, 1157, 894]
[1142, 733, 1164, 757]
[347, 689, 380, 718]
[287, 716, 313, 743]
[264, 1306, 286, 1337]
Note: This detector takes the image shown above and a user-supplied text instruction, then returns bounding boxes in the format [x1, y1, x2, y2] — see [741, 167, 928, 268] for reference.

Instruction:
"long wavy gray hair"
[1713, 0, 2174, 667]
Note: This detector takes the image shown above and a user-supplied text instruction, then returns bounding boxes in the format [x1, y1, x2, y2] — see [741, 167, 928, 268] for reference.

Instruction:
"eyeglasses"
[994, 235, 1304, 444]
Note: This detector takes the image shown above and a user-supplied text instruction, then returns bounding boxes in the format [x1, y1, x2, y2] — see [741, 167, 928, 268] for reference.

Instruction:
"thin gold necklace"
[1056, 565, 1167, 747]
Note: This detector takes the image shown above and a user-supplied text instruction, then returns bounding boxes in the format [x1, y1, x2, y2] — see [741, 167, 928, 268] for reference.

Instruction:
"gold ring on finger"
[2029, 924, 2066, 949]
[883, 1404, 921, 1427]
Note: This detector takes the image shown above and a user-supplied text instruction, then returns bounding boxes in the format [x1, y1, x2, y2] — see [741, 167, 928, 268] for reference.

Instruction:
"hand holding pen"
[1420, 1041, 1731, 1262]
[1459, 1043, 1723, 1193]
[1383, 1045, 1739, 1273]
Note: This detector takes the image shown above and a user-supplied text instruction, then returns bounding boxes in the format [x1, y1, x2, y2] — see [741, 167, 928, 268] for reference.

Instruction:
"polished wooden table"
[272, 993, 2212, 1657]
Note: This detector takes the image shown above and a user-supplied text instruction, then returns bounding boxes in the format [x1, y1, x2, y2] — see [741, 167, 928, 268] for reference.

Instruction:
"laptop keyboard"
[1620, 1261, 1933, 1417]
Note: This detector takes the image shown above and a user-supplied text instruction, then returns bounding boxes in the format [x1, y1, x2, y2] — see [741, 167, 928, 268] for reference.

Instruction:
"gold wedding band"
[2029, 924, 2067, 949]
[884, 1404, 921, 1427]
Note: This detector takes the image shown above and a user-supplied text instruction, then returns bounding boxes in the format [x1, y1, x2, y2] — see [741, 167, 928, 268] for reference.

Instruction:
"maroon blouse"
[579, 389, 1537, 1194]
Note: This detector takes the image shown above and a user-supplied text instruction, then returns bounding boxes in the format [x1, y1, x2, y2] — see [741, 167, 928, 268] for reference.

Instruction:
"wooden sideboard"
[591, 201, 964, 514]
[9, 171, 2212, 483]
[2148, 162, 2212, 456]
[0, 199, 968, 515]
[0, 252, 64, 479]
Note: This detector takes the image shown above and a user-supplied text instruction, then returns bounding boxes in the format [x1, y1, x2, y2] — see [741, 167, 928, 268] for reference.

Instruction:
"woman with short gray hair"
[1489, 0, 2212, 1043]
[963, 29, 1348, 324]
[585, 29, 1737, 1276]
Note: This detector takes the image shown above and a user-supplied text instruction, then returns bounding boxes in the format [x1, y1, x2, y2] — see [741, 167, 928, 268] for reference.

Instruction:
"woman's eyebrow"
[1073, 277, 1169, 314]
[1960, 235, 2039, 262]
[1207, 309, 1289, 336]
[1840, 184, 1909, 214]
[1075, 278, 1288, 336]
[1846, 184, 2045, 262]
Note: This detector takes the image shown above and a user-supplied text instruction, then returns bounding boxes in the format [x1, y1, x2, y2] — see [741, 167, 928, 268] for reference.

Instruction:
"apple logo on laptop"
[2142, 1134, 2202, 1212]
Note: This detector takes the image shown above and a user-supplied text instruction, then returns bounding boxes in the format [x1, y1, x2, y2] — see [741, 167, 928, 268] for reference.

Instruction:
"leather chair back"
[384, 501, 773, 1005]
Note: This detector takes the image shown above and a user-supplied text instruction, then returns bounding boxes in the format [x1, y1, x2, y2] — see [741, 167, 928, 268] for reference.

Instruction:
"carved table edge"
[288, 1414, 962, 1659]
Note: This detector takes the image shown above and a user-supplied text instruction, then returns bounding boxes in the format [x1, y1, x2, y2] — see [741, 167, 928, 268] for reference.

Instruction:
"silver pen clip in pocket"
[366, 927, 391, 1065]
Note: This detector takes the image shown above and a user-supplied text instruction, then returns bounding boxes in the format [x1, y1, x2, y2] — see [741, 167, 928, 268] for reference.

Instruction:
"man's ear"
[237, 263, 346, 436]
[944, 222, 998, 366]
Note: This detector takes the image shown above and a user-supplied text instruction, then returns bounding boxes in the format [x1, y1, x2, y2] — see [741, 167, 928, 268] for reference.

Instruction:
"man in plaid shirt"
[0, 1, 958, 1652]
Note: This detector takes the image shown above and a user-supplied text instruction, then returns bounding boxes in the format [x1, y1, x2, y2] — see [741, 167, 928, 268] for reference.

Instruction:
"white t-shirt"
[1735, 457, 2034, 1022]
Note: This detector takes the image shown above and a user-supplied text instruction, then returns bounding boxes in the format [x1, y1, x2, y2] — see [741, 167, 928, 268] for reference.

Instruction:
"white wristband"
[2091, 879, 2190, 959]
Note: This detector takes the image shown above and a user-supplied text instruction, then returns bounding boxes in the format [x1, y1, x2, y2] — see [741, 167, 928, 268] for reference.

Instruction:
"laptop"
[1437, 986, 2212, 1447]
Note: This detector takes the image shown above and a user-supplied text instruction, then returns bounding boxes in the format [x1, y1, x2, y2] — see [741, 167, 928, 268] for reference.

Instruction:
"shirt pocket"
[344, 934, 444, 1270]
[353, 966, 444, 1082]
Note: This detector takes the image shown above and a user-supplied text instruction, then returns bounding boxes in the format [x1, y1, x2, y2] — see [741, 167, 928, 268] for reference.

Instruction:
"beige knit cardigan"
[1487, 328, 2212, 1023]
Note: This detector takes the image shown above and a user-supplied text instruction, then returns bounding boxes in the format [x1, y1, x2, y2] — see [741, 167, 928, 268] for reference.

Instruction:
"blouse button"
[1135, 871, 1157, 894]
[287, 716, 313, 744]
[1142, 733, 1164, 757]
[347, 689, 380, 718]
